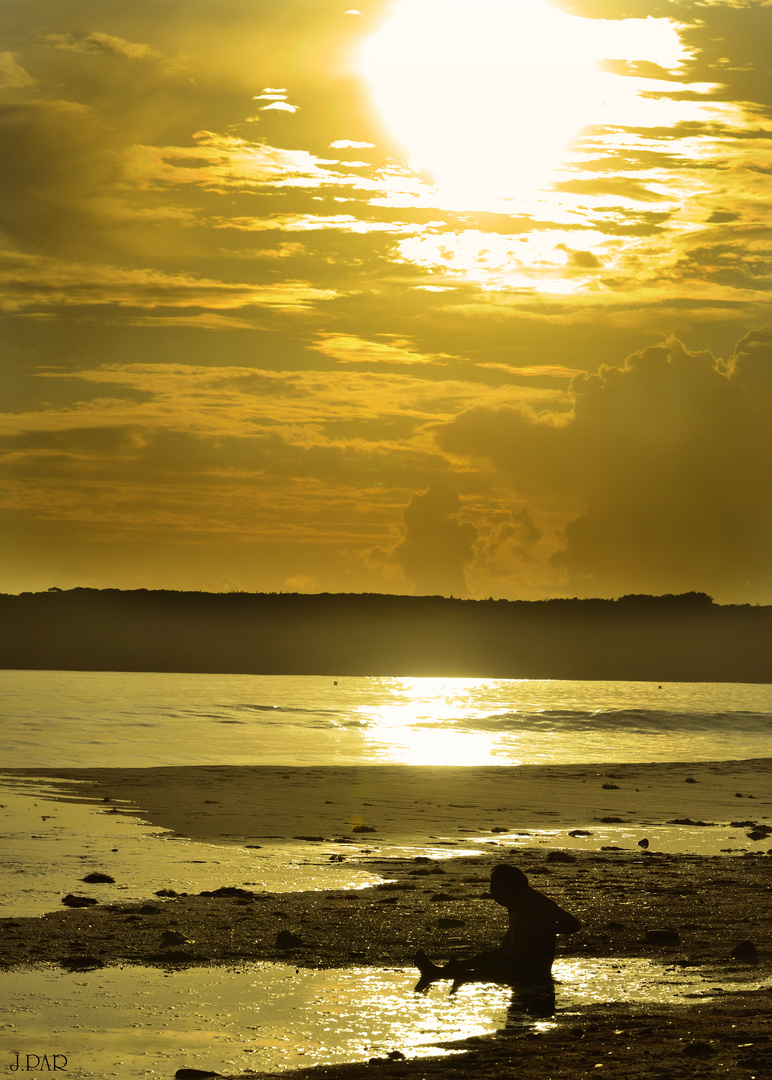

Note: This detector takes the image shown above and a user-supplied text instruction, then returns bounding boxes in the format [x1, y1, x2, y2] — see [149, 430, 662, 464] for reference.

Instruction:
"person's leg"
[514, 977, 556, 1016]
[414, 948, 512, 993]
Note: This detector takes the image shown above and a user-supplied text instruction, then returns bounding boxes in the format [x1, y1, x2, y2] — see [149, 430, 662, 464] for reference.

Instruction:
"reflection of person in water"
[414, 864, 581, 1015]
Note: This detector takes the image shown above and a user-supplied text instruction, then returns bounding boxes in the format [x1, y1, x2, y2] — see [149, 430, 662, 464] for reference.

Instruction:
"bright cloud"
[0, 253, 336, 312]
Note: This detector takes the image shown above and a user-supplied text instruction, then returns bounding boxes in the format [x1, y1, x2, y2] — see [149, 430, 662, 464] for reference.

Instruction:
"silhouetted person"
[414, 864, 580, 1014]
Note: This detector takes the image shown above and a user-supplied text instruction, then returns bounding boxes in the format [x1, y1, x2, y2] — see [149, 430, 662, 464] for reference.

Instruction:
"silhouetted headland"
[1, 589, 770, 681]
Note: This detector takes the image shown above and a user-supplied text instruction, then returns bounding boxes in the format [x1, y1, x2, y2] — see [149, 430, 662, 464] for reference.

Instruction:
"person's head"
[489, 863, 528, 905]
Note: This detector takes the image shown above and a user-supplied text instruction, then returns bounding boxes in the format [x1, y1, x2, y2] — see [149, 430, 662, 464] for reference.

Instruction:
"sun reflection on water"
[354, 677, 517, 765]
[1, 958, 765, 1078]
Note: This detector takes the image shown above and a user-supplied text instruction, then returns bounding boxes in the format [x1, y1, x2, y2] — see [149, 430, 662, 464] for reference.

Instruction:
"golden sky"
[1, 0, 770, 602]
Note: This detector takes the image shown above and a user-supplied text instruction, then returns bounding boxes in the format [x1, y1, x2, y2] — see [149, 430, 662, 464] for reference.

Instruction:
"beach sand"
[12, 757, 772, 847]
[2, 759, 770, 1079]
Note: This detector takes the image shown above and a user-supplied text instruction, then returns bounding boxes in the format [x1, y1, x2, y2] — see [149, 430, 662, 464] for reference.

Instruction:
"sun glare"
[354, 678, 506, 765]
[360, 0, 689, 208]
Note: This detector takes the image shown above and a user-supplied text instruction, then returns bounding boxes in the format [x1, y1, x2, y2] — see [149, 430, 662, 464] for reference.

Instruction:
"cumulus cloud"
[393, 486, 477, 597]
[464, 507, 567, 599]
[435, 330, 772, 602]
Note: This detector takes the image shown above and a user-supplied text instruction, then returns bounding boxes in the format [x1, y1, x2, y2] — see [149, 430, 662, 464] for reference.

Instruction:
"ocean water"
[1, 672, 770, 1076]
[2, 670, 771, 768]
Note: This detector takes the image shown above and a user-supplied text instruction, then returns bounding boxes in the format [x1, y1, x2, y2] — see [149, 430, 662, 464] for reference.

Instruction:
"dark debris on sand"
[1, 848, 770, 1080]
[1, 847, 769, 972]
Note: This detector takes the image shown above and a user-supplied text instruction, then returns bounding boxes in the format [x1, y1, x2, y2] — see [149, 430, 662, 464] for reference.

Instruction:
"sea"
[1, 671, 770, 1078]
[2, 670, 772, 768]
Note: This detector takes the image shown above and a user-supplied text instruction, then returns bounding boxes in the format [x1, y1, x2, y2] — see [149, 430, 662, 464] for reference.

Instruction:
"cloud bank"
[436, 329, 772, 601]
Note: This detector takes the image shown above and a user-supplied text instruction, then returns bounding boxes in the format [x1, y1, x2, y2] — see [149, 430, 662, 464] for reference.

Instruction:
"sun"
[360, 0, 602, 205]
[359, 0, 687, 209]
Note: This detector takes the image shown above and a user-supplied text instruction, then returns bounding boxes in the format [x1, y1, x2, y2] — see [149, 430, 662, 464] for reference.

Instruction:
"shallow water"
[2, 671, 769, 1075]
[1, 958, 767, 1079]
[3, 672, 771, 768]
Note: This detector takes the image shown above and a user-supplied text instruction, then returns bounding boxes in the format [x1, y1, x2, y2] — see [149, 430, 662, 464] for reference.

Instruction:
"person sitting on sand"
[414, 864, 581, 1000]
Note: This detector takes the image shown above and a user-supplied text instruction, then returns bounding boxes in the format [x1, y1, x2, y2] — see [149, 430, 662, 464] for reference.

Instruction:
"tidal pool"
[1, 958, 767, 1080]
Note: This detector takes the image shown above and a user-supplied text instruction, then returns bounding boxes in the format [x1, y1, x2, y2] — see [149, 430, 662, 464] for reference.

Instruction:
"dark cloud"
[678, 3, 772, 109]
[393, 486, 477, 597]
[707, 211, 740, 225]
[436, 330, 772, 602]
[586, 209, 671, 237]
[555, 244, 602, 269]
[1, 422, 443, 490]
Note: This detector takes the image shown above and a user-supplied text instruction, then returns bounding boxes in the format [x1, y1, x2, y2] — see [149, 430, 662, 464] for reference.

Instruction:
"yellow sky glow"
[0, 0, 770, 601]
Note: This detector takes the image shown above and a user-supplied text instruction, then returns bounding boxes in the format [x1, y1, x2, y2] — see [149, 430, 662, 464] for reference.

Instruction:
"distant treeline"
[1, 588, 770, 682]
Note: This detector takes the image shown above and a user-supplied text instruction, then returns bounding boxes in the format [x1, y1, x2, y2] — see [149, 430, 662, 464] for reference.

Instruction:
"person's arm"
[546, 896, 581, 934]
[553, 902, 581, 934]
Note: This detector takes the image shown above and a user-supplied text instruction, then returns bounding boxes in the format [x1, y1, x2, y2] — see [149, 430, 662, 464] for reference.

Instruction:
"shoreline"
[6, 758, 771, 850]
[2, 760, 770, 1079]
[221, 989, 772, 1080]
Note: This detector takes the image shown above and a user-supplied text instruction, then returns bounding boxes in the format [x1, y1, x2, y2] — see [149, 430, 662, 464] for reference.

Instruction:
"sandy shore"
[11, 758, 772, 847]
[2, 760, 771, 1080]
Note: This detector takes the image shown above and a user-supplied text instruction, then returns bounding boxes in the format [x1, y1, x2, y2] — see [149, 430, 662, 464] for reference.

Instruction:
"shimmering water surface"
[0, 959, 766, 1080]
[3, 670, 771, 767]
[2, 671, 770, 1073]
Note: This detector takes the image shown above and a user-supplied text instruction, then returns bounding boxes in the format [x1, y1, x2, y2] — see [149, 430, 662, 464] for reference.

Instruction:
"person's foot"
[413, 949, 440, 992]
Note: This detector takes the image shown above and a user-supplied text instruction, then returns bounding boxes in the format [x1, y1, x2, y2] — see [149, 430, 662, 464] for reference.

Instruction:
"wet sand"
[11, 758, 772, 848]
[2, 760, 771, 1079]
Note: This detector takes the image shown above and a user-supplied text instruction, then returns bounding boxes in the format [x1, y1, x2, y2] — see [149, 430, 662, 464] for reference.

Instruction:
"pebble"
[645, 928, 680, 945]
[683, 1041, 715, 1056]
[61, 894, 98, 907]
[276, 929, 304, 948]
[731, 939, 758, 962]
